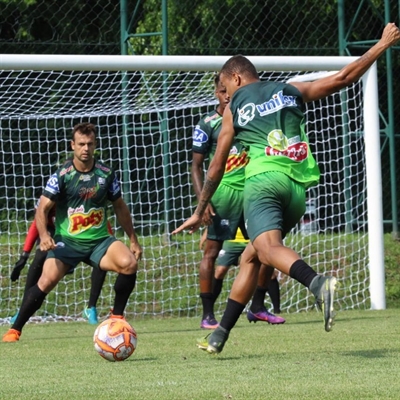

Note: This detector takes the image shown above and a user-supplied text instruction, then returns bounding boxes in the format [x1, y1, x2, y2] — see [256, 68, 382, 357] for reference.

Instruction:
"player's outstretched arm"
[112, 197, 142, 260]
[292, 22, 400, 103]
[173, 106, 235, 235]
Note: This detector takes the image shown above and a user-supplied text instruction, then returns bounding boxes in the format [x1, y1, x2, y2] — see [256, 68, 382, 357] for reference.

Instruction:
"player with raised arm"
[3, 122, 142, 342]
[173, 23, 400, 354]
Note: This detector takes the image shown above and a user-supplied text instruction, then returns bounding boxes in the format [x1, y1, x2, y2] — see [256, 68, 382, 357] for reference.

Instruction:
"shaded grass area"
[1, 309, 400, 399]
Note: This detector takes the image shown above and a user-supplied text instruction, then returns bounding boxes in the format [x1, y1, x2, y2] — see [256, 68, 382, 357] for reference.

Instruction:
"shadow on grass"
[340, 348, 400, 358]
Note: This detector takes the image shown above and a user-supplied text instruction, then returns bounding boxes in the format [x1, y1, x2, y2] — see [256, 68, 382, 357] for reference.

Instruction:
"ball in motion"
[93, 318, 137, 362]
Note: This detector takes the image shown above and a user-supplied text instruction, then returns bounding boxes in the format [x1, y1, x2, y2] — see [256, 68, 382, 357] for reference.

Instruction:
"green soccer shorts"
[244, 171, 306, 242]
[207, 183, 245, 241]
[47, 235, 118, 270]
[216, 240, 247, 267]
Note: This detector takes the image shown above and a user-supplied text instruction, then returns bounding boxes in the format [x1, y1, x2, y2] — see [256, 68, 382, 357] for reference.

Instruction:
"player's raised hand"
[172, 214, 202, 235]
[381, 22, 400, 47]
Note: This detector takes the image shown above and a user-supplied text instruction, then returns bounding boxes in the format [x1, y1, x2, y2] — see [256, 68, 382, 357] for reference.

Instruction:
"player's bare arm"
[35, 195, 56, 251]
[291, 22, 400, 103]
[192, 152, 215, 225]
[172, 105, 235, 234]
[112, 197, 142, 260]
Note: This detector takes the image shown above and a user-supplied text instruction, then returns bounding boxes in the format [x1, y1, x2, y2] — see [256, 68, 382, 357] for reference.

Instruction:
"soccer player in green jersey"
[3, 122, 142, 342]
[193, 74, 282, 329]
[174, 23, 400, 354]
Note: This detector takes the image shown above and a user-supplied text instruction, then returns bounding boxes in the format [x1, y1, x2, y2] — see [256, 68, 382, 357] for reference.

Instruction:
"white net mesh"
[0, 66, 370, 324]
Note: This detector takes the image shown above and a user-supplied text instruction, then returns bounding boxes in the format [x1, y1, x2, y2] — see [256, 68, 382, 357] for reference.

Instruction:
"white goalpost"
[0, 54, 385, 325]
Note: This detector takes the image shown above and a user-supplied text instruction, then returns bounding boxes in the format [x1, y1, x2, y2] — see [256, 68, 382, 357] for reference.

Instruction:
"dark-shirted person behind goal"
[173, 23, 400, 355]
[3, 122, 143, 342]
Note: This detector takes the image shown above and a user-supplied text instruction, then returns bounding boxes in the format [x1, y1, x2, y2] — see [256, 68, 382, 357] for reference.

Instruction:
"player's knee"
[37, 274, 58, 293]
[117, 254, 138, 275]
[215, 266, 228, 279]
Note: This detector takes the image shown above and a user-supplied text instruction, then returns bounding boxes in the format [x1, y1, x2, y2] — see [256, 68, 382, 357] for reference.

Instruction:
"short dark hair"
[220, 55, 259, 80]
[214, 73, 221, 87]
[72, 122, 96, 140]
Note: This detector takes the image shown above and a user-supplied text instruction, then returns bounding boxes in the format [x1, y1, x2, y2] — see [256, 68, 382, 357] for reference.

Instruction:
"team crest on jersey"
[68, 206, 104, 234]
[193, 126, 208, 147]
[98, 177, 106, 186]
[237, 103, 256, 126]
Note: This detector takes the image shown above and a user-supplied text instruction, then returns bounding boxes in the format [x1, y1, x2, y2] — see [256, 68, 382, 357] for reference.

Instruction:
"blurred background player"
[10, 202, 113, 325]
[192, 74, 248, 329]
[200, 227, 285, 324]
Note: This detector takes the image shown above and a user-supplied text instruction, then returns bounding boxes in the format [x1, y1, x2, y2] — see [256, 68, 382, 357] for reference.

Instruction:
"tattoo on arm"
[195, 179, 219, 216]
[356, 52, 372, 64]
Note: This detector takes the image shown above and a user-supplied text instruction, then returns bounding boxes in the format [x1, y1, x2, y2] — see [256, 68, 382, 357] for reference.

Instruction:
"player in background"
[192, 74, 281, 329]
[3, 122, 142, 342]
[10, 203, 113, 325]
[174, 23, 400, 354]
[200, 227, 285, 324]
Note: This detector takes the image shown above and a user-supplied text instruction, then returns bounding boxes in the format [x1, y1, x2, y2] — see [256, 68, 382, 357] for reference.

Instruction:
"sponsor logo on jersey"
[79, 186, 97, 200]
[79, 174, 92, 181]
[193, 126, 208, 147]
[210, 116, 222, 128]
[256, 90, 297, 116]
[225, 149, 249, 173]
[237, 91, 297, 126]
[68, 206, 104, 234]
[60, 165, 74, 176]
[95, 163, 111, 173]
[110, 176, 120, 196]
[265, 141, 308, 162]
[237, 103, 256, 126]
[204, 113, 220, 123]
[267, 129, 289, 151]
[45, 173, 59, 195]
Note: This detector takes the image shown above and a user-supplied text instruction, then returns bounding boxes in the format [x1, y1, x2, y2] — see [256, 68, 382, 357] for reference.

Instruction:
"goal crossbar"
[0, 55, 385, 325]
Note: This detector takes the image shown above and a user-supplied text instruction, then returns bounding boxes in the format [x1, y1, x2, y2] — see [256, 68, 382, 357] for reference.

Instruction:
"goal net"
[0, 55, 384, 324]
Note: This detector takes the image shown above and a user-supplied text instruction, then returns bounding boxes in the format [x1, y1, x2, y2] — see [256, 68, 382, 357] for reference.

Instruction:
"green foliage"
[0, 309, 400, 399]
[384, 235, 400, 306]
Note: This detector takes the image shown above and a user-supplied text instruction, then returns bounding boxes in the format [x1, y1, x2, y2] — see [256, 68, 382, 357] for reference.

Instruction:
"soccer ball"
[93, 318, 137, 362]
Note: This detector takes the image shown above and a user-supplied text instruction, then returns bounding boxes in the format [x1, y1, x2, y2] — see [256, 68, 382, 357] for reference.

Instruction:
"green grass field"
[1, 309, 400, 400]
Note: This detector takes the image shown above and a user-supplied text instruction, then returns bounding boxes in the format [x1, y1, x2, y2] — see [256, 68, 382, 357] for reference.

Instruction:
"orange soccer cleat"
[2, 328, 21, 342]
